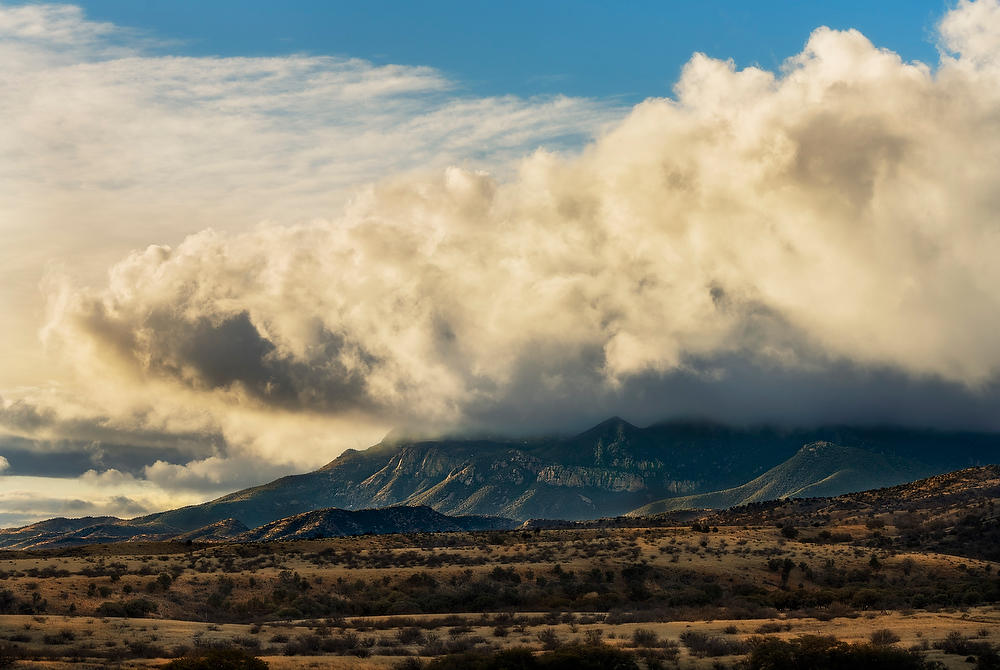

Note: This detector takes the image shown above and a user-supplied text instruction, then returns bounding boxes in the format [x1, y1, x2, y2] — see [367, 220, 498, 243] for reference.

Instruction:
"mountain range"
[628, 441, 927, 515]
[1, 418, 997, 549]
[0, 506, 514, 551]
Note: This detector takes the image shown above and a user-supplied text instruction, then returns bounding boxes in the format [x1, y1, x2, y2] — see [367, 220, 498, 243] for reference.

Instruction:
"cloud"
[0, 455, 8, 473]
[0, 472, 212, 528]
[38, 1, 1000, 442]
[0, 1, 622, 391]
[143, 455, 298, 493]
[6, 1, 1000, 524]
[0, 485, 151, 528]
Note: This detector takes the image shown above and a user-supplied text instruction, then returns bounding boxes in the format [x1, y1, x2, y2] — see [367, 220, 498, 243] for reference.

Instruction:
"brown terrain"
[0, 466, 996, 668]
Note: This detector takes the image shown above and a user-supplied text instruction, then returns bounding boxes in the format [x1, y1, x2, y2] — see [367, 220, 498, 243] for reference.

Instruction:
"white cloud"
[6, 1, 1000, 519]
[143, 455, 294, 493]
[0, 1, 623, 389]
[0, 455, 8, 473]
[0, 474, 207, 528]
[42, 1, 1000, 430]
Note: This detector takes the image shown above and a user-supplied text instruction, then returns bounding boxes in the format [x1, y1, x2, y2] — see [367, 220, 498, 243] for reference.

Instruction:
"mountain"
[0, 506, 514, 550]
[235, 506, 514, 543]
[702, 465, 1000, 562]
[2, 419, 997, 549]
[131, 419, 996, 529]
[627, 441, 929, 515]
[0, 517, 120, 550]
[174, 518, 250, 543]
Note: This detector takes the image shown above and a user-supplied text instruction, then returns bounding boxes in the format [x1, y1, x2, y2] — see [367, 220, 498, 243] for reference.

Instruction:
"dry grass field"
[1, 520, 998, 668]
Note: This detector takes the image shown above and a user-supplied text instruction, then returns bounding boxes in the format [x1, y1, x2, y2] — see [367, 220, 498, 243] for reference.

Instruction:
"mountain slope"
[174, 518, 250, 543]
[0, 506, 513, 550]
[705, 465, 1000, 562]
[3, 419, 997, 546]
[123, 421, 995, 529]
[0, 517, 120, 551]
[628, 441, 929, 515]
[235, 506, 515, 543]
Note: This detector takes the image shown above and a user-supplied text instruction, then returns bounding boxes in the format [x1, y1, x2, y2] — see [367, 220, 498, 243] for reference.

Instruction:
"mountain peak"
[577, 416, 638, 438]
[797, 440, 843, 454]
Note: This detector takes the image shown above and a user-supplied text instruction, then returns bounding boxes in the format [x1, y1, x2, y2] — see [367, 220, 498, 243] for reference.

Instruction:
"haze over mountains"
[1, 417, 997, 550]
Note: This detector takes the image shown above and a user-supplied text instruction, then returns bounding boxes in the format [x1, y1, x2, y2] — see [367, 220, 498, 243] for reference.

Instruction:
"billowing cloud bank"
[45, 2, 1000, 432]
[4, 1, 1000, 519]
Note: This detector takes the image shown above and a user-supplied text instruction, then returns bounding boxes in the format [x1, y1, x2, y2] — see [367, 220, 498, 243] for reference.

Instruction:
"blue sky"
[56, 1, 947, 101]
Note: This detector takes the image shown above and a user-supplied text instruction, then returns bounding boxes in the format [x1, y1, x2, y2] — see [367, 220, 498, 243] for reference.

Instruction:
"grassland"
[1, 517, 998, 668]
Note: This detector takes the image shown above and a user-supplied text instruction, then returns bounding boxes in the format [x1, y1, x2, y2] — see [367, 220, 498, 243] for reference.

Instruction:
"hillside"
[0, 506, 514, 550]
[2, 419, 997, 550]
[704, 464, 1000, 561]
[628, 441, 928, 515]
[111, 420, 1000, 531]
[235, 505, 515, 542]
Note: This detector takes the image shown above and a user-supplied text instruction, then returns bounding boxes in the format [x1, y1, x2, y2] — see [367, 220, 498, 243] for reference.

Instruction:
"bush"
[0, 643, 22, 669]
[870, 629, 901, 646]
[95, 598, 158, 618]
[680, 630, 750, 657]
[423, 645, 639, 670]
[537, 629, 561, 650]
[756, 622, 792, 634]
[747, 635, 935, 670]
[934, 631, 995, 657]
[162, 647, 269, 669]
[631, 628, 659, 647]
[397, 627, 426, 645]
[42, 629, 75, 645]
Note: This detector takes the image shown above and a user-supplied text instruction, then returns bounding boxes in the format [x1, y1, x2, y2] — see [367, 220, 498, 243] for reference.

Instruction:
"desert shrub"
[422, 644, 639, 670]
[0, 643, 22, 669]
[95, 598, 157, 618]
[541, 645, 640, 670]
[975, 650, 1000, 670]
[631, 628, 659, 647]
[42, 629, 75, 644]
[162, 647, 268, 669]
[747, 635, 936, 670]
[126, 639, 168, 657]
[537, 629, 561, 650]
[934, 631, 995, 657]
[230, 635, 260, 649]
[397, 627, 426, 645]
[756, 622, 792, 634]
[870, 629, 901, 646]
[680, 630, 750, 657]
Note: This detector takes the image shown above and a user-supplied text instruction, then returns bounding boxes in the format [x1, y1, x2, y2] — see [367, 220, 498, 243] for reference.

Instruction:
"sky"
[3, 0, 1000, 527]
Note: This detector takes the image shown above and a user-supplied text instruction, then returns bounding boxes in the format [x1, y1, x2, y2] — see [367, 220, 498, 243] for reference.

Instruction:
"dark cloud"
[0, 434, 194, 478]
[76, 308, 380, 413]
[457, 349, 1000, 436]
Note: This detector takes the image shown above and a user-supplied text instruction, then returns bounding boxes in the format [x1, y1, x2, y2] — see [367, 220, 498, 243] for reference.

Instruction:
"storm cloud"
[41, 1, 1000, 440]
